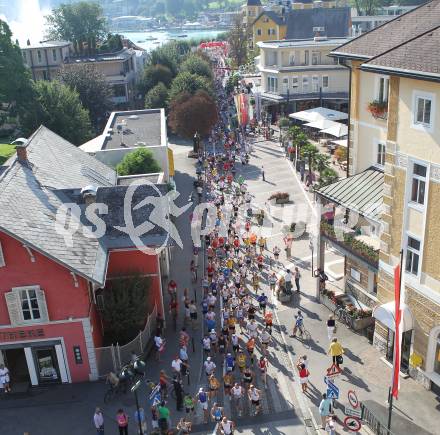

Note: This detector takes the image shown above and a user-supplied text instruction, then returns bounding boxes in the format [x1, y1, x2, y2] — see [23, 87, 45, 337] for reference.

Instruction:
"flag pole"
[387, 249, 404, 431]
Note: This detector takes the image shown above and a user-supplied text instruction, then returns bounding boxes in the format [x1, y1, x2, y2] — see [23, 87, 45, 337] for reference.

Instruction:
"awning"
[316, 167, 384, 221]
[373, 302, 414, 332]
[289, 107, 348, 123]
[321, 122, 348, 138]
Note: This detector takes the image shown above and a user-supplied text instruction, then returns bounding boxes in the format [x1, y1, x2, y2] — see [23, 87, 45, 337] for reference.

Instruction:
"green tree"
[180, 54, 213, 80]
[0, 20, 33, 112]
[145, 82, 169, 109]
[139, 64, 173, 97]
[168, 71, 212, 102]
[147, 43, 180, 76]
[58, 64, 113, 131]
[300, 142, 319, 172]
[313, 153, 331, 173]
[19, 80, 92, 145]
[350, 0, 391, 15]
[116, 148, 161, 175]
[168, 90, 218, 138]
[317, 167, 339, 188]
[102, 275, 151, 344]
[228, 14, 250, 68]
[45, 1, 107, 55]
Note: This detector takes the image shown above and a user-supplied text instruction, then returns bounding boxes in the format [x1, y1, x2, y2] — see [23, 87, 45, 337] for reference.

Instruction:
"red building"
[0, 127, 170, 387]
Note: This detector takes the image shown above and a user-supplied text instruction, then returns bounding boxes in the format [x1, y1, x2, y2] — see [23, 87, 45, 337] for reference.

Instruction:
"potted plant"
[250, 97, 255, 106]
[367, 100, 388, 119]
[268, 192, 290, 204]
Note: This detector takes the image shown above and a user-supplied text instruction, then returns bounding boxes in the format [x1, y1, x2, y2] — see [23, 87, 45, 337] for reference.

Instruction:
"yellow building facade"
[331, 0, 440, 392]
[252, 12, 287, 45]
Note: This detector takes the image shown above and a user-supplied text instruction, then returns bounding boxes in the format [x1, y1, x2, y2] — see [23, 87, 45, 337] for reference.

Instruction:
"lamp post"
[131, 380, 143, 435]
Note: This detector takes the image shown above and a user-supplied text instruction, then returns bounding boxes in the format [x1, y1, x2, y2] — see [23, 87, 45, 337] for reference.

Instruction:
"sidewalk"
[246, 135, 439, 435]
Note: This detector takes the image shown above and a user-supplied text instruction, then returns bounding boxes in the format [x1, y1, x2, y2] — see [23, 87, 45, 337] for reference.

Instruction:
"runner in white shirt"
[231, 383, 244, 416]
[171, 356, 182, 377]
[246, 319, 258, 338]
[248, 384, 262, 415]
[219, 417, 235, 435]
[204, 357, 216, 377]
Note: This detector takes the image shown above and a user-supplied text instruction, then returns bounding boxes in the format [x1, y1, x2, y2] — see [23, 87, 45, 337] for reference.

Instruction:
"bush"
[168, 71, 213, 102]
[145, 82, 168, 109]
[139, 64, 173, 97]
[180, 54, 213, 80]
[116, 148, 161, 176]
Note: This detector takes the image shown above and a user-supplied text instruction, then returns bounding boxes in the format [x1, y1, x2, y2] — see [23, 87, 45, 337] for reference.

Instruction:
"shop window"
[410, 162, 427, 205]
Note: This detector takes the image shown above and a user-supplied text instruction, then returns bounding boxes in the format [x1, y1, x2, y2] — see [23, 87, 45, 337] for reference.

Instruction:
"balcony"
[320, 221, 380, 268]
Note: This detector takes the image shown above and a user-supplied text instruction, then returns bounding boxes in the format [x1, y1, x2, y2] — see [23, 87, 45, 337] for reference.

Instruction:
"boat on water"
[177, 34, 188, 38]
[144, 36, 158, 41]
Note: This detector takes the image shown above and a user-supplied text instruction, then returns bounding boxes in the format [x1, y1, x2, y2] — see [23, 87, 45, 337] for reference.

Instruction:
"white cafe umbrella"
[320, 122, 348, 138]
[304, 119, 336, 130]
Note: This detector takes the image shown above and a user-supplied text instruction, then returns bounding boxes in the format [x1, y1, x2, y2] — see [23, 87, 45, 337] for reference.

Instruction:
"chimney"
[16, 144, 28, 163]
[27, 39, 31, 46]
[81, 185, 98, 207]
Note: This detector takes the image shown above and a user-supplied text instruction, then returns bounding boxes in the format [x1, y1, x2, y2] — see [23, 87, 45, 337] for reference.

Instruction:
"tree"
[168, 71, 212, 102]
[168, 90, 218, 138]
[139, 64, 173, 97]
[350, 0, 391, 15]
[228, 15, 250, 68]
[180, 54, 213, 80]
[317, 168, 339, 189]
[58, 64, 113, 131]
[116, 148, 161, 175]
[102, 275, 151, 344]
[19, 80, 92, 146]
[45, 1, 107, 55]
[147, 43, 180, 76]
[145, 82, 169, 109]
[0, 20, 33, 111]
[300, 142, 320, 172]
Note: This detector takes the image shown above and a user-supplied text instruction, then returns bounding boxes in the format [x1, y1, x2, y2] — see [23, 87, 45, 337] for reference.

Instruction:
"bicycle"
[295, 325, 312, 349]
[335, 306, 354, 329]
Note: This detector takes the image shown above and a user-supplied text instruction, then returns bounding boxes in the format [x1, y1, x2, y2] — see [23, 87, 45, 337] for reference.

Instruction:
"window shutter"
[0, 241, 5, 267]
[5, 291, 22, 326]
[36, 288, 49, 322]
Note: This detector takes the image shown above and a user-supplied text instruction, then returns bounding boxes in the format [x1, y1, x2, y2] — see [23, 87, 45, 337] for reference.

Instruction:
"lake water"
[122, 29, 226, 52]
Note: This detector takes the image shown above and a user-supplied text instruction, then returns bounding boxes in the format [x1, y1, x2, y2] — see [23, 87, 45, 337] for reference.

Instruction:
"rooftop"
[101, 109, 164, 151]
[258, 37, 350, 49]
[331, 0, 440, 60]
[285, 7, 351, 40]
[65, 48, 134, 64]
[361, 25, 440, 80]
[22, 40, 71, 50]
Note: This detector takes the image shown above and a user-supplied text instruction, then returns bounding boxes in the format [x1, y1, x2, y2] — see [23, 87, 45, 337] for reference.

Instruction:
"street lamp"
[131, 380, 143, 435]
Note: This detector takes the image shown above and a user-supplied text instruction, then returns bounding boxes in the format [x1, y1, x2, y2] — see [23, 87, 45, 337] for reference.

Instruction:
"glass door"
[385, 330, 412, 373]
[35, 347, 60, 383]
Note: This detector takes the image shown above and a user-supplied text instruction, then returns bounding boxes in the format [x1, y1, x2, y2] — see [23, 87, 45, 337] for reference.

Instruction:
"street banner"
[392, 264, 401, 399]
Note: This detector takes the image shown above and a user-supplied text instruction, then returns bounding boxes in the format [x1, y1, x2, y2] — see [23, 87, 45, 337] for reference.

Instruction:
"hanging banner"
[392, 264, 401, 399]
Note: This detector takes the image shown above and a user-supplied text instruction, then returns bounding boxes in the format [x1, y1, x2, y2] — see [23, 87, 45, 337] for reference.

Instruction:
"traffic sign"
[344, 416, 362, 432]
[326, 363, 342, 380]
[149, 384, 160, 401]
[345, 407, 362, 418]
[348, 390, 359, 409]
[327, 388, 339, 399]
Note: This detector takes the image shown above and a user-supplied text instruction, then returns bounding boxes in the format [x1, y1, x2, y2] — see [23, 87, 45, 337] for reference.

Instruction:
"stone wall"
[423, 182, 440, 282]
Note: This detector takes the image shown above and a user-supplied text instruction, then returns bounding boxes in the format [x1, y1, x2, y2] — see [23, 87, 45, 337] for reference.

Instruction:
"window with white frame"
[267, 76, 278, 93]
[291, 76, 298, 89]
[304, 50, 309, 65]
[267, 28, 276, 36]
[302, 76, 308, 91]
[377, 76, 389, 103]
[350, 268, 361, 282]
[5, 286, 49, 325]
[312, 51, 321, 65]
[376, 142, 386, 167]
[405, 236, 421, 275]
[410, 162, 427, 205]
[322, 76, 329, 89]
[256, 28, 262, 36]
[37, 50, 42, 63]
[0, 240, 5, 267]
[289, 53, 295, 66]
[415, 96, 432, 127]
[312, 76, 319, 92]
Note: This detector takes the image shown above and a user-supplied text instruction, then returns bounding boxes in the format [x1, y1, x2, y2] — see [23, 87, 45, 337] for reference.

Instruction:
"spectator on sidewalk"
[319, 393, 333, 429]
[173, 376, 184, 411]
[93, 407, 104, 434]
[294, 267, 301, 292]
[134, 407, 147, 435]
[328, 338, 344, 367]
[284, 269, 293, 293]
[116, 409, 129, 435]
[327, 315, 336, 341]
[158, 401, 171, 432]
[325, 415, 336, 435]
[299, 364, 310, 393]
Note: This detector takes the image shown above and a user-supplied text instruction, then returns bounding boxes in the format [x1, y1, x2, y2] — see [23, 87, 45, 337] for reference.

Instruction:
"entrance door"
[385, 329, 412, 373]
[34, 347, 60, 383]
[3, 348, 30, 383]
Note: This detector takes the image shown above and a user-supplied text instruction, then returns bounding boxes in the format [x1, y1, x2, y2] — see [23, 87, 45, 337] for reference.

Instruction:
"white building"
[257, 36, 350, 114]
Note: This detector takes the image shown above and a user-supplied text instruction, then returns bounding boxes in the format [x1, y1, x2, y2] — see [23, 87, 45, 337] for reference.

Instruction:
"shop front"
[0, 320, 93, 388]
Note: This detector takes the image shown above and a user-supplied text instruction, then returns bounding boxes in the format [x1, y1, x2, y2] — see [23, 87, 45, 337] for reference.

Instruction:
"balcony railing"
[320, 221, 379, 267]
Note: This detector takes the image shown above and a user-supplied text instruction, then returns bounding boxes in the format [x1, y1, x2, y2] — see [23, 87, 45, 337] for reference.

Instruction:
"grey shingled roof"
[331, 0, 440, 59]
[247, 0, 262, 5]
[317, 167, 384, 221]
[361, 26, 440, 79]
[285, 7, 351, 40]
[254, 10, 286, 26]
[0, 126, 113, 284]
